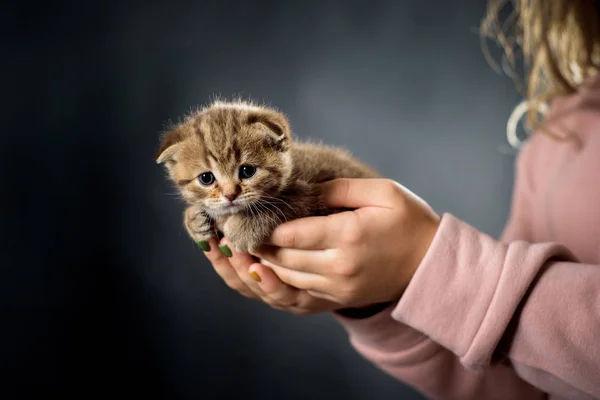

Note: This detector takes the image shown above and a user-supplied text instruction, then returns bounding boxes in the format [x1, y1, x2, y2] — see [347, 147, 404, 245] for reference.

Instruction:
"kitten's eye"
[198, 172, 215, 186]
[239, 165, 257, 179]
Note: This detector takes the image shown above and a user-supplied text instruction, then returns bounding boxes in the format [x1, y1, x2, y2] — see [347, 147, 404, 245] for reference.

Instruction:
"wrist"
[405, 215, 441, 289]
[334, 301, 395, 319]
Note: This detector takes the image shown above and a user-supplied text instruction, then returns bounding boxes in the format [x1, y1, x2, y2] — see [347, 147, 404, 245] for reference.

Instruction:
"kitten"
[155, 100, 379, 253]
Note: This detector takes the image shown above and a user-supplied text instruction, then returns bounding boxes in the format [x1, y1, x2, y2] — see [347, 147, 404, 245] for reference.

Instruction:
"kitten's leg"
[222, 213, 275, 254]
[184, 206, 215, 244]
[223, 182, 323, 253]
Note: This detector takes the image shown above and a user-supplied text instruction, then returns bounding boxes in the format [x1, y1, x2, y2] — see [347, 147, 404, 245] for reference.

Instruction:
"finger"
[321, 178, 401, 209]
[251, 263, 340, 314]
[254, 245, 333, 274]
[264, 209, 364, 251]
[222, 239, 270, 298]
[247, 263, 302, 307]
[203, 238, 257, 299]
[307, 289, 339, 304]
[248, 262, 289, 293]
[263, 216, 331, 249]
[265, 262, 329, 292]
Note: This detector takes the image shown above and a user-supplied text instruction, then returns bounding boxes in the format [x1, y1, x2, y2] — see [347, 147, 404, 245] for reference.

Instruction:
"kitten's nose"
[224, 193, 238, 202]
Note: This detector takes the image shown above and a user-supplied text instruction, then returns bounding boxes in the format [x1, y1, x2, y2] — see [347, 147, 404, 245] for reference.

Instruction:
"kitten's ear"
[155, 127, 185, 165]
[247, 109, 292, 152]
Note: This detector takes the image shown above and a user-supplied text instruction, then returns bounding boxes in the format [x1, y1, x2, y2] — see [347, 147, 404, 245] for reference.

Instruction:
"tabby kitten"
[155, 100, 379, 253]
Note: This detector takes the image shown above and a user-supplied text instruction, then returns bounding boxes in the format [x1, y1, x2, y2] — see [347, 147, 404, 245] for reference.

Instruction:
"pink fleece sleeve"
[334, 142, 600, 399]
[393, 214, 600, 399]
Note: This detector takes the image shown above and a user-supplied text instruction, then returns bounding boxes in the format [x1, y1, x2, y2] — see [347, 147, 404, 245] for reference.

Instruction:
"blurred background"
[2, 1, 522, 399]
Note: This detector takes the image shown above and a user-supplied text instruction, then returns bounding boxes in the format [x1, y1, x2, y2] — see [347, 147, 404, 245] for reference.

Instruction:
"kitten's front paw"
[184, 206, 214, 243]
[223, 218, 263, 254]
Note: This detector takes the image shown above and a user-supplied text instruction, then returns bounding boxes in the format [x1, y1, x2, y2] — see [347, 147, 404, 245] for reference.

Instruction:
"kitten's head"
[155, 100, 293, 217]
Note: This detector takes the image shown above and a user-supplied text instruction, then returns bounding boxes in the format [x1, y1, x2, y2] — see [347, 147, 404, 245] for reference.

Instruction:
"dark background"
[2, 1, 522, 399]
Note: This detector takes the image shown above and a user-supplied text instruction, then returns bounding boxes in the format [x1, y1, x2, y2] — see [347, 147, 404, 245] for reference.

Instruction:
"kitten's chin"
[205, 204, 245, 217]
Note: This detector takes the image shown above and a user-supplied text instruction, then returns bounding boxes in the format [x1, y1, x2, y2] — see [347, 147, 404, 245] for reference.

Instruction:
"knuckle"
[386, 180, 410, 211]
[258, 282, 278, 296]
[262, 297, 279, 307]
[203, 252, 216, 264]
[383, 179, 402, 197]
[269, 301, 295, 313]
[340, 214, 363, 246]
[239, 290, 256, 299]
[205, 252, 223, 265]
[207, 248, 229, 264]
[268, 291, 298, 308]
[228, 258, 247, 272]
[273, 297, 296, 308]
[279, 229, 296, 249]
[291, 307, 312, 316]
[338, 179, 352, 204]
[341, 226, 362, 246]
[338, 286, 358, 305]
[332, 259, 359, 278]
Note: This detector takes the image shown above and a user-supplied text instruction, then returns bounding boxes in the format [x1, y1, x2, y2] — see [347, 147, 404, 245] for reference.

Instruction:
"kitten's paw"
[228, 234, 262, 254]
[223, 218, 263, 254]
[184, 206, 214, 242]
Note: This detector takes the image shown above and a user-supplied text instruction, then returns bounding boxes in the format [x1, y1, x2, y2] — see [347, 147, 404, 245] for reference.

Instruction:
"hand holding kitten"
[201, 236, 342, 315]
[254, 178, 441, 308]
[155, 99, 419, 313]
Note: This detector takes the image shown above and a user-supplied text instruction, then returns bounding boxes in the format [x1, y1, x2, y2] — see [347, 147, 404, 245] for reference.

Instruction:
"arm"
[391, 212, 600, 400]
[334, 139, 600, 399]
[334, 300, 546, 400]
[393, 132, 600, 398]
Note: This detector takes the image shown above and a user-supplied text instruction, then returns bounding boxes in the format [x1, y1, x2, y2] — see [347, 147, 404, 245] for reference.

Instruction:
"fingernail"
[249, 271, 262, 282]
[218, 244, 232, 258]
[196, 241, 210, 252]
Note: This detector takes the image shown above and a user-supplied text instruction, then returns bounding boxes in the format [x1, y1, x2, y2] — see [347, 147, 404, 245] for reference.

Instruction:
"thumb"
[320, 178, 401, 209]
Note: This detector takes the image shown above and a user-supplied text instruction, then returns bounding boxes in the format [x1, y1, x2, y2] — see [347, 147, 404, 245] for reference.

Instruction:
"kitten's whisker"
[255, 197, 289, 222]
[249, 203, 267, 224]
[162, 192, 185, 200]
[263, 197, 295, 213]
[253, 201, 281, 226]
[253, 202, 278, 225]
[255, 191, 296, 213]
[247, 202, 258, 220]
[237, 192, 289, 222]
[257, 195, 297, 220]
[251, 204, 277, 230]
[266, 202, 296, 221]
[256, 199, 287, 222]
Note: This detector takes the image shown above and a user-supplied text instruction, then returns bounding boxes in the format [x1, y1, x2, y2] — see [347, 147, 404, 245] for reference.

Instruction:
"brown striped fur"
[156, 99, 379, 253]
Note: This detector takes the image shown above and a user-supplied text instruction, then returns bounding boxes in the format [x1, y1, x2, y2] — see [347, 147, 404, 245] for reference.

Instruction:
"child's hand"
[202, 237, 341, 315]
[253, 179, 440, 308]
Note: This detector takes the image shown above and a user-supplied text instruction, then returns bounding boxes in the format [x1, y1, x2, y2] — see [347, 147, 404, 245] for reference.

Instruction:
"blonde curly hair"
[480, 0, 600, 146]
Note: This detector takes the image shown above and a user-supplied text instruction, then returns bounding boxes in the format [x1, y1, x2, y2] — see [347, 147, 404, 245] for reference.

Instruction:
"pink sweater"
[335, 75, 600, 400]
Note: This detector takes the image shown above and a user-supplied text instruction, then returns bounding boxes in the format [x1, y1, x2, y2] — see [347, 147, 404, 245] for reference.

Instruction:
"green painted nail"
[196, 241, 210, 252]
[218, 244, 232, 258]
